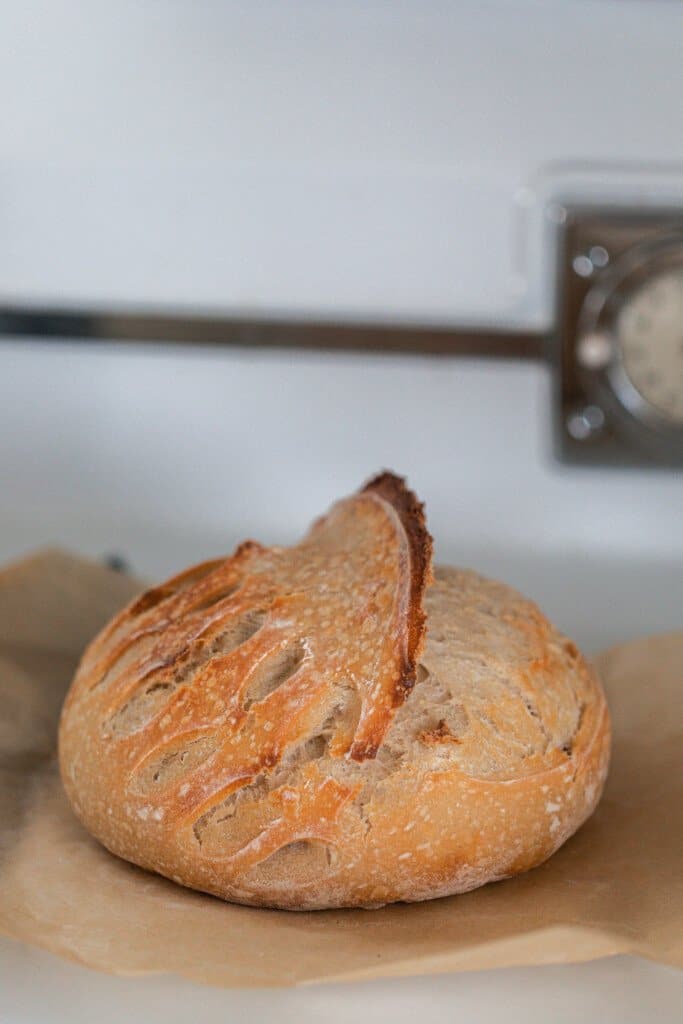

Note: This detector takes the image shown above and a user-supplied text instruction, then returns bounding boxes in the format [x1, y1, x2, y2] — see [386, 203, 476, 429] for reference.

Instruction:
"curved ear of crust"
[360, 471, 434, 710]
[298, 471, 434, 761]
[362, 471, 433, 660]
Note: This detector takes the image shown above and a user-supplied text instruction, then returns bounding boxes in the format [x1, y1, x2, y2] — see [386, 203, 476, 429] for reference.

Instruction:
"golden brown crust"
[58, 476, 610, 910]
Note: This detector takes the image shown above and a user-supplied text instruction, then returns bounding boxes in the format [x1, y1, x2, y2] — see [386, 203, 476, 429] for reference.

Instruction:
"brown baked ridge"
[59, 473, 610, 910]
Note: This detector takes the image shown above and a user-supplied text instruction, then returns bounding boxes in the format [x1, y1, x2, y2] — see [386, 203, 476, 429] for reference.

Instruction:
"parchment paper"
[0, 550, 681, 987]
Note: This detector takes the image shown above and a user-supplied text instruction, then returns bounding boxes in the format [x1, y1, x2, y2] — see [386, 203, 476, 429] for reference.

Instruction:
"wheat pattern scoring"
[66, 473, 432, 871]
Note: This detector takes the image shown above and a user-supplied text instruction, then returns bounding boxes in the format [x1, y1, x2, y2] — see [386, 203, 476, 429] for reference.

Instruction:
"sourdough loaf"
[59, 474, 610, 909]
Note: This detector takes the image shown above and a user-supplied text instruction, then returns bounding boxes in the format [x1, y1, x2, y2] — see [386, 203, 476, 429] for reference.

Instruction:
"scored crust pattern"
[61, 473, 434, 878]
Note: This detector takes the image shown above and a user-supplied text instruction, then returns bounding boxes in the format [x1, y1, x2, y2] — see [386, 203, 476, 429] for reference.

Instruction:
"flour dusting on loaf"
[59, 473, 610, 909]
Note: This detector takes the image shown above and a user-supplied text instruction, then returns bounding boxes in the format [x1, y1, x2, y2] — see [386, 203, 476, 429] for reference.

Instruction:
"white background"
[2, 1, 683, 328]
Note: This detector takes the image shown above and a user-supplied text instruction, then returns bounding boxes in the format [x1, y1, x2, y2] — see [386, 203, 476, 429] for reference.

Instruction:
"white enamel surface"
[1, 342, 682, 1016]
[1, 939, 681, 1024]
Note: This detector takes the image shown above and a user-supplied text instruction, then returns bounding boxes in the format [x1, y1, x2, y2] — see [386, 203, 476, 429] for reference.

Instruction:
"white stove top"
[1, 340, 681, 1021]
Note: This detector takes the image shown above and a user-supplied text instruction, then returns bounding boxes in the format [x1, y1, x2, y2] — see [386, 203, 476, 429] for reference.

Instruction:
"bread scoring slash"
[59, 473, 610, 910]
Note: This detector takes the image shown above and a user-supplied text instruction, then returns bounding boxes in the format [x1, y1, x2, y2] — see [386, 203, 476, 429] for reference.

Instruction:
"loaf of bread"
[59, 473, 610, 910]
